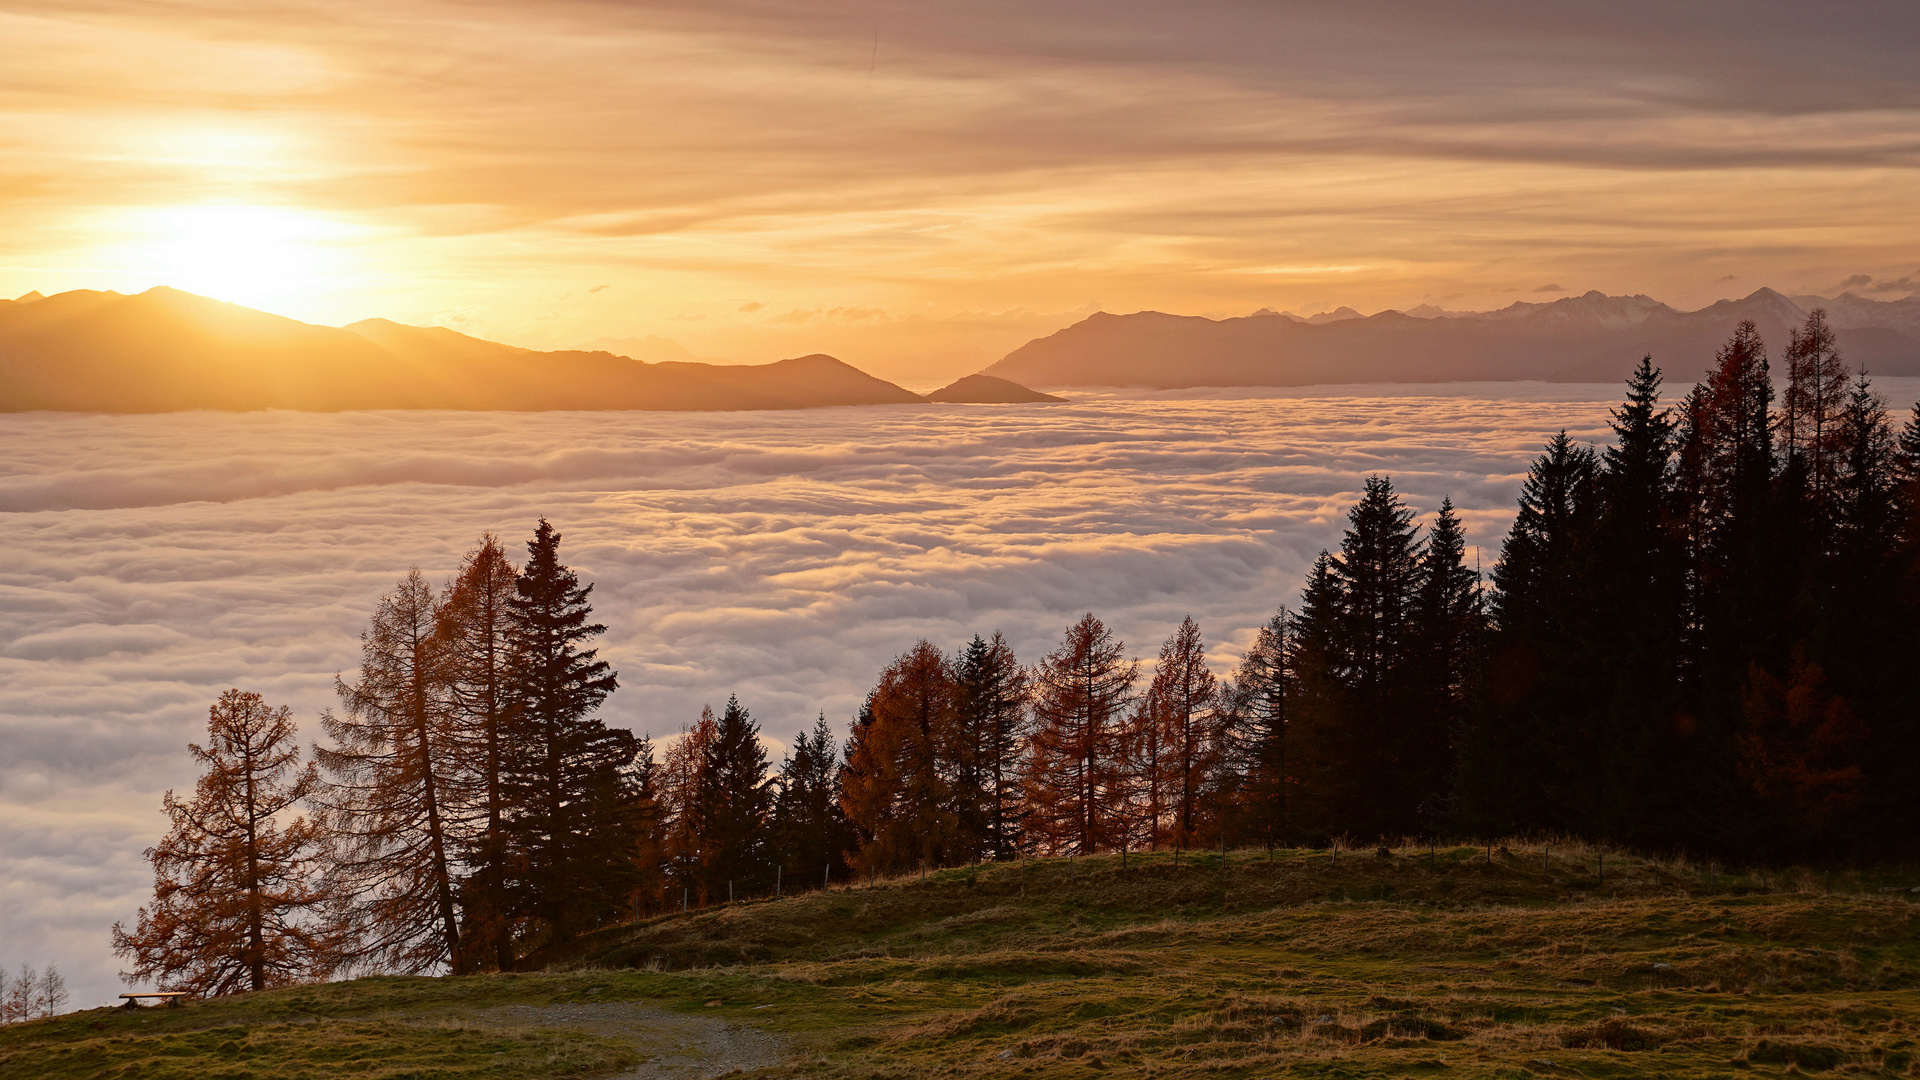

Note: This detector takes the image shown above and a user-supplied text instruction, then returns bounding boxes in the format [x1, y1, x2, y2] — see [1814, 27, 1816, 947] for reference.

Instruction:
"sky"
[4, 1, 1920, 384]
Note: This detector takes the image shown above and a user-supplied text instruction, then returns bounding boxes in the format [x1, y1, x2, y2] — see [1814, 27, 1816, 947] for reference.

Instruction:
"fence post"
[825, 862, 831, 891]
[682, 887, 688, 914]
[777, 865, 782, 898]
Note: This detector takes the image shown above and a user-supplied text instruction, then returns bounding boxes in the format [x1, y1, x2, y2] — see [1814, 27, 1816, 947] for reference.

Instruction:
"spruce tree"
[1225, 608, 1289, 848]
[1409, 497, 1479, 827]
[771, 714, 857, 888]
[695, 695, 772, 898]
[1284, 553, 1348, 837]
[1325, 476, 1424, 837]
[501, 519, 635, 943]
[950, 633, 1029, 861]
[1461, 434, 1599, 837]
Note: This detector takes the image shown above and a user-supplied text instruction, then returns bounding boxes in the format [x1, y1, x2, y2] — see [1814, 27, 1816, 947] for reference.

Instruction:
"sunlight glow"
[101, 204, 365, 309]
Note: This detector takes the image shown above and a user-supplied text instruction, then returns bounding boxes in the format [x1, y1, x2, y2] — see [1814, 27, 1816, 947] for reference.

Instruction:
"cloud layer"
[7, 380, 1919, 1006]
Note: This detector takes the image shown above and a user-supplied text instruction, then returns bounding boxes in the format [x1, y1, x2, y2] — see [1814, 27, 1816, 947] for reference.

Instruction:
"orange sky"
[4, 1, 1919, 384]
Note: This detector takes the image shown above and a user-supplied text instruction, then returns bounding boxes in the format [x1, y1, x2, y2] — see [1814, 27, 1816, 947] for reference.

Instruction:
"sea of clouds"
[7, 380, 1915, 1008]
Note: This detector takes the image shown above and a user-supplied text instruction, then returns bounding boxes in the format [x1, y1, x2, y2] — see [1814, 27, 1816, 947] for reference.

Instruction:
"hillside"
[926, 373, 1066, 403]
[9, 843, 1919, 1079]
[0, 287, 924, 413]
[983, 288, 1920, 389]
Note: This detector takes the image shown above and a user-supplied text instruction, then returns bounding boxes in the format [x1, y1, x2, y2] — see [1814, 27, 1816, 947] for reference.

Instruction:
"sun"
[105, 204, 362, 310]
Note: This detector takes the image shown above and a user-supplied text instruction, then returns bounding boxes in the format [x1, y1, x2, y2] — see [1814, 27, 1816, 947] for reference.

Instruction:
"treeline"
[115, 310, 1920, 995]
[0, 964, 68, 1023]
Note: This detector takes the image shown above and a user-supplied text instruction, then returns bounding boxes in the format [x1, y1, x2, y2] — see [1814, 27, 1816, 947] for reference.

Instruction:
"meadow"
[7, 840, 1917, 1079]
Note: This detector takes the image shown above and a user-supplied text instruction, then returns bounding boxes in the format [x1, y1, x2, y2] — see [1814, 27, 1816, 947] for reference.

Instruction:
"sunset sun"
[104, 204, 359, 309]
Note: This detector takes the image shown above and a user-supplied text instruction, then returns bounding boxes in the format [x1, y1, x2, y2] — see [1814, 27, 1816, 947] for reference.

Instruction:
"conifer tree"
[1738, 654, 1868, 847]
[772, 714, 856, 887]
[437, 535, 520, 972]
[1408, 497, 1479, 822]
[1283, 553, 1349, 836]
[1225, 608, 1290, 848]
[1143, 617, 1222, 850]
[624, 733, 665, 915]
[1322, 476, 1425, 837]
[1897, 402, 1920, 550]
[658, 707, 718, 897]
[1124, 683, 1171, 850]
[501, 519, 635, 942]
[1023, 614, 1137, 855]
[694, 695, 772, 897]
[1782, 309, 1849, 508]
[950, 633, 1029, 861]
[114, 691, 340, 995]
[1832, 374, 1900, 550]
[316, 569, 468, 974]
[841, 642, 958, 872]
[1461, 435, 1600, 836]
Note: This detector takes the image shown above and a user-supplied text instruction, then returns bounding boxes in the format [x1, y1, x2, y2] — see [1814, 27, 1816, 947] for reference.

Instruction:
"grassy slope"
[7, 844, 1920, 1079]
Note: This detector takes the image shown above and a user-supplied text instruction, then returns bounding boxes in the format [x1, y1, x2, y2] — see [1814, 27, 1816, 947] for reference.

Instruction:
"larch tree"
[658, 706, 718, 897]
[1145, 617, 1222, 850]
[1781, 308, 1850, 510]
[1124, 682, 1169, 850]
[113, 690, 340, 996]
[1023, 614, 1137, 856]
[316, 569, 468, 975]
[437, 535, 520, 972]
[841, 642, 958, 872]
[501, 519, 636, 943]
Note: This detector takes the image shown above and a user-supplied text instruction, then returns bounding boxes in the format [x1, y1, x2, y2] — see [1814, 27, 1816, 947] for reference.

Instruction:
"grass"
[6, 841, 1920, 1079]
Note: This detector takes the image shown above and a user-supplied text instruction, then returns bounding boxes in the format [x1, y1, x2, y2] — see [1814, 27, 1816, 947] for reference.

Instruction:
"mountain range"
[983, 288, 1920, 389]
[9, 285, 1920, 413]
[0, 288, 1034, 413]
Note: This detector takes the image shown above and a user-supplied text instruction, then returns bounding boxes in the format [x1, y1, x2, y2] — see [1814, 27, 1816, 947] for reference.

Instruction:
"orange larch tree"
[1023, 614, 1137, 856]
[113, 690, 341, 996]
[840, 641, 960, 873]
[316, 569, 468, 974]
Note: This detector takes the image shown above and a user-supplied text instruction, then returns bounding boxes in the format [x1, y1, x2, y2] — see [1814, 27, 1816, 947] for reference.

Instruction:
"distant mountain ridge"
[982, 288, 1920, 389]
[0, 288, 926, 413]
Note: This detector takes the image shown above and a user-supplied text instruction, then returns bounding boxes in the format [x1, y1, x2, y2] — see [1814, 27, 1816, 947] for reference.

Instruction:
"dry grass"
[7, 842, 1918, 1078]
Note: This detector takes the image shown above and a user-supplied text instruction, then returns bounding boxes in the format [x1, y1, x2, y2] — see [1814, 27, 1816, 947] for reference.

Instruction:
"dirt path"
[408, 1001, 788, 1078]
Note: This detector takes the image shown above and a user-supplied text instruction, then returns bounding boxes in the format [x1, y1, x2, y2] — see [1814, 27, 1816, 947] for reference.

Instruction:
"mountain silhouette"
[982, 288, 1920, 389]
[925, 374, 1064, 403]
[0, 288, 926, 413]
